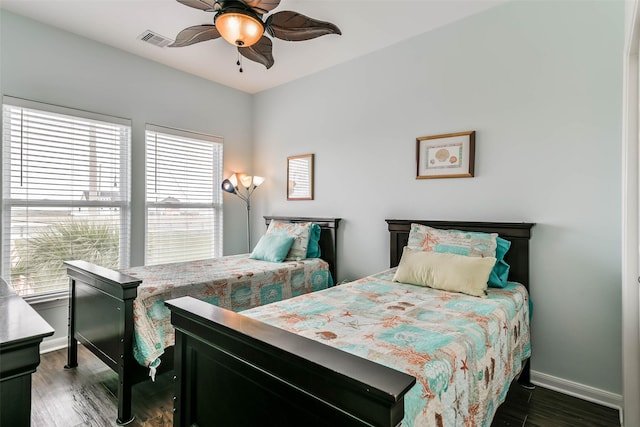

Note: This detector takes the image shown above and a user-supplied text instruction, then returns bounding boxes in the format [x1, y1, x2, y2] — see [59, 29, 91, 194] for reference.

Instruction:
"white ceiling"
[0, 0, 507, 94]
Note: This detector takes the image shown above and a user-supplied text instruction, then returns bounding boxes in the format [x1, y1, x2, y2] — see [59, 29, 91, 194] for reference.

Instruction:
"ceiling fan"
[169, 0, 342, 71]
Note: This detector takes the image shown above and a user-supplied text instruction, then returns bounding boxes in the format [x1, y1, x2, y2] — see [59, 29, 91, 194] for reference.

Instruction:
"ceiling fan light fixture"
[173, 0, 341, 70]
[215, 9, 264, 47]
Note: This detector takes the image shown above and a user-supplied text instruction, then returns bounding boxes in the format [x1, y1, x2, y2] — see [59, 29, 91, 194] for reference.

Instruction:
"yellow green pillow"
[392, 247, 496, 297]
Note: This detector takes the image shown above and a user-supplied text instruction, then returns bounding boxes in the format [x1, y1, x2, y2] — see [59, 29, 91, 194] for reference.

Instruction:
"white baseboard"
[40, 336, 68, 354]
[531, 370, 622, 413]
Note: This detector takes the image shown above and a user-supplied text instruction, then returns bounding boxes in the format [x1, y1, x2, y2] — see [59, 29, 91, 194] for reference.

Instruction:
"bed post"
[64, 274, 78, 370]
[116, 296, 136, 425]
[63, 260, 141, 425]
[519, 359, 533, 389]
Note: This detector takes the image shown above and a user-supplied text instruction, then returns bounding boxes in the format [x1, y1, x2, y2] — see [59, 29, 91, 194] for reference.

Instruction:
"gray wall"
[0, 10, 254, 342]
[252, 0, 624, 398]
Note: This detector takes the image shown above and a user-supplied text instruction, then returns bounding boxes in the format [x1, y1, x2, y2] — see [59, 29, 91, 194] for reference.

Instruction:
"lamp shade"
[253, 176, 265, 187]
[237, 173, 253, 189]
[228, 173, 239, 187]
[215, 10, 264, 47]
[221, 179, 236, 193]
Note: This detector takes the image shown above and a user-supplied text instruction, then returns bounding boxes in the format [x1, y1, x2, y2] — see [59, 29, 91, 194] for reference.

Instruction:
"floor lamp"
[221, 173, 265, 252]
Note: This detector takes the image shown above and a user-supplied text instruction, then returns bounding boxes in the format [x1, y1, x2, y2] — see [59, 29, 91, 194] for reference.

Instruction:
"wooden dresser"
[0, 278, 54, 426]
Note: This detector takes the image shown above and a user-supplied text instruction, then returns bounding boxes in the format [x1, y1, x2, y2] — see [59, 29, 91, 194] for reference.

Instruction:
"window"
[145, 125, 223, 265]
[1, 97, 131, 297]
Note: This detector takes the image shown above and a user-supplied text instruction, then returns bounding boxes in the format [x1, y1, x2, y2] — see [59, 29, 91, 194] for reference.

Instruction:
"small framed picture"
[416, 131, 475, 179]
[287, 154, 314, 200]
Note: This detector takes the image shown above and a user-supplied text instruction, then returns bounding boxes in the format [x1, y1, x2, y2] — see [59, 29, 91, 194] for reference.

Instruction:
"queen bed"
[165, 219, 534, 427]
[63, 216, 340, 425]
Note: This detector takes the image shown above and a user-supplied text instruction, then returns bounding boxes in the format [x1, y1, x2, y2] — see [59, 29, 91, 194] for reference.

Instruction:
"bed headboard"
[386, 220, 535, 289]
[263, 216, 341, 282]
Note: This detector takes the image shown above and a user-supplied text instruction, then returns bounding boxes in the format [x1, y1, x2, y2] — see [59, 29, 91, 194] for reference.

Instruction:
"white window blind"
[1, 96, 131, 297]
[145, 125, 223, 265]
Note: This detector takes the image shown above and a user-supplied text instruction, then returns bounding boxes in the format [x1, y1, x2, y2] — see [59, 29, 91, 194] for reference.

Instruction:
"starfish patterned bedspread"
[243, 268, 530, 427]
[122, 254, 332, 368]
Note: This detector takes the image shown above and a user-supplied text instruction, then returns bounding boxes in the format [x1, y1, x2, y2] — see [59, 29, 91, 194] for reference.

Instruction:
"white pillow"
[265, 220, 312, 261]
[393, 247, 496, 297]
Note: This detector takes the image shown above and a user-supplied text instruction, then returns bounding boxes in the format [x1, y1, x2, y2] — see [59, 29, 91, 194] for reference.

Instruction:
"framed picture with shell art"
[416, 131, 475, 179]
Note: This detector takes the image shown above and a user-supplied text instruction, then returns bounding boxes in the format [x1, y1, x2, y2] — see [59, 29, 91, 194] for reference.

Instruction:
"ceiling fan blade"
[176, 0, 217, 11]
[239, 36, 274, 69]
[244, 0, 281, 15]
[266, 11, 341, 41]
[169, 25, 222, 47]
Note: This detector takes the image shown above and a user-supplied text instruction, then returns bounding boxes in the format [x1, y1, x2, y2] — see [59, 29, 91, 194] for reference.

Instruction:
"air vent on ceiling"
[138, 30, 173, 48]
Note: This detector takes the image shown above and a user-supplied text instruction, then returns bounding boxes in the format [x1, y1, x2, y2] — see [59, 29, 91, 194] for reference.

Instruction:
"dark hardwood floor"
[492, 381, 620, 427]
[31, 346, 620, 426]
[32, 346, 173, 426]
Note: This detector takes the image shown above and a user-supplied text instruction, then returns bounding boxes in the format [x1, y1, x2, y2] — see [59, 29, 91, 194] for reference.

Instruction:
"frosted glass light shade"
[223, 173, 264, 193]
[216, 11, 264, 47]
[221, 179, 236, 193]
[228, 173, 238, 187]
[253, 176, 265, 187]
[238, 173, 253, 189]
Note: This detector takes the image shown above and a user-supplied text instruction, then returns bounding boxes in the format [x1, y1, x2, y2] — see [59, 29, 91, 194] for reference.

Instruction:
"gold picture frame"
[416, 131, 475, 179]
[287, 154, 314, 200]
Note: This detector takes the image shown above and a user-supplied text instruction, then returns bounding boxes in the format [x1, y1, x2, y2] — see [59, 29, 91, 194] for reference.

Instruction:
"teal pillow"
[495, 237, 511, 261]
[488, 237, 511, 288]
[306, 223, 322, 258]
[488, 259, 510, 288]
[250, 235, 295, 263]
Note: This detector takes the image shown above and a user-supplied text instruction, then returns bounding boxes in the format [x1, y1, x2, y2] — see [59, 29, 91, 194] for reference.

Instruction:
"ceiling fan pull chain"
[236, 51, 244, 73]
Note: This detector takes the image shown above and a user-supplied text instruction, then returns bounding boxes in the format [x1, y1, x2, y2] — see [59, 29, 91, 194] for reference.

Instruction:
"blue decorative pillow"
[407, 224, 498, 258]
[249, 235, 295, 263]
[488, 237, 511, 288]
[306, 223, 322, 258]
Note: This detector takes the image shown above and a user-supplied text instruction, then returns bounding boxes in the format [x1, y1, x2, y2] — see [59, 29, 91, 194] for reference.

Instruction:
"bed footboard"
[166, 296, 416, 427]
[64, 260, 142, 425]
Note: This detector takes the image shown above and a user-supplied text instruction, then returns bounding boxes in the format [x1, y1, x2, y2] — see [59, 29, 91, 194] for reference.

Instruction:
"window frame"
[1, 96, 132, 300]
[144, 124, 224, 265]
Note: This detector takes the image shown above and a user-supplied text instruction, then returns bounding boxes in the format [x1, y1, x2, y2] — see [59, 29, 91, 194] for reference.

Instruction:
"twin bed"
[63, 216, 340, 425]
[165, 219, 534, 427]
[64, 217, 534, 426]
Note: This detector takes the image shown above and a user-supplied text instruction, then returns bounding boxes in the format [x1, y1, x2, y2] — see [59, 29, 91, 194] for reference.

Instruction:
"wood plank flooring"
[30, 346, 620, 426]
[492, 381, 620, 427]
[32, 346, 173, 426]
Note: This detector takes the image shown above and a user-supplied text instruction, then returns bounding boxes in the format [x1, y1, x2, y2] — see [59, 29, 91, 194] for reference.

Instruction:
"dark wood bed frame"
[165, 220, 535, 427]
[63, 216, 340, 425]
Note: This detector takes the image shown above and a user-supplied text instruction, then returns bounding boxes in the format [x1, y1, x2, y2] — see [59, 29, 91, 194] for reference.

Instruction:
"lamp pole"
[245, 195, 251, 252]
[221, 174, 264, 253]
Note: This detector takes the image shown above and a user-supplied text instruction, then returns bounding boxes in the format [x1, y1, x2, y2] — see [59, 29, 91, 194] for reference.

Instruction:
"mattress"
[121, 254, 331, 367]
[243, 268, 530, 427]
